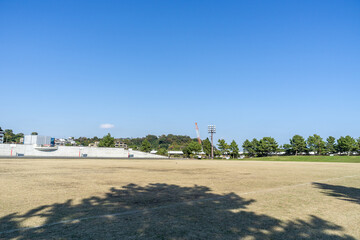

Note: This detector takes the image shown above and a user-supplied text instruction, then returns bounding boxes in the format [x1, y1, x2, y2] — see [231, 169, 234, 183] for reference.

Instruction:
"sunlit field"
[0, 158, 359, 239]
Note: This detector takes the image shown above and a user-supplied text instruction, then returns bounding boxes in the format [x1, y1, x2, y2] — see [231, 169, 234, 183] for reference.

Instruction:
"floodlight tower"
[208, 125, 216, 159]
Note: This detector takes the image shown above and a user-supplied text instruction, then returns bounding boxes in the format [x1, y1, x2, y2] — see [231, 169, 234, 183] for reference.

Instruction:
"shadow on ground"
[313, 182, 360, 205]
[0, 183, 355, 240]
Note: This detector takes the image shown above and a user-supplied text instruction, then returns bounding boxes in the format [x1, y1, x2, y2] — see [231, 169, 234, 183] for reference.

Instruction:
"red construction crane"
[195, 122, 202, 145]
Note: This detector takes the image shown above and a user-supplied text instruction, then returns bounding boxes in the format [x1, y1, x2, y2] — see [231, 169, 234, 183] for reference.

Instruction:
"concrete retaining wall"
[0, 144, 166, 158]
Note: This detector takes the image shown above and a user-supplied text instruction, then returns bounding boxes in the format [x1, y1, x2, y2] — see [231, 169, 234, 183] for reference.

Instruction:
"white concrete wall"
[0, 144, 166, 158]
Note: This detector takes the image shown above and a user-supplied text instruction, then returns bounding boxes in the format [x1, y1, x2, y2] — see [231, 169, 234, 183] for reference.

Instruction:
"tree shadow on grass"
[313, 182, 360, 205]
[0, 183, 356, 240]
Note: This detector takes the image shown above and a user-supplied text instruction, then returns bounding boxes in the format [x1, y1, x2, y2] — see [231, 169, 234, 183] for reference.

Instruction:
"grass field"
[243, 155, 360, 163]
[0, 158, 359, 239]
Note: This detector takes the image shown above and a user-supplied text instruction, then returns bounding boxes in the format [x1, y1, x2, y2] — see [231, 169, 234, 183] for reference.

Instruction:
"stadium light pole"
[208, 125, 216, 159]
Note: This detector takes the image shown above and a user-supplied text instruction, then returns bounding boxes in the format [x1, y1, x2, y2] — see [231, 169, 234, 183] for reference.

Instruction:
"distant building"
[114, 140, 128, 149]
[55, 137, 76, 146]
[88, 141, 99, 147]
[0, 127, 4, 144]
[168, 151, 184, 156]
[55, 138, 66, 146]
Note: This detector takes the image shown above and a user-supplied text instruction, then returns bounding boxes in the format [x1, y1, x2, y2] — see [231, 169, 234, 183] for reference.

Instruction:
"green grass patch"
[242, 155, 360, 163]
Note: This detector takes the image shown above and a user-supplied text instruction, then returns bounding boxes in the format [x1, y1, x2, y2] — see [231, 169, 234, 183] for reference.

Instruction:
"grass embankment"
[244, 155, 360, 163]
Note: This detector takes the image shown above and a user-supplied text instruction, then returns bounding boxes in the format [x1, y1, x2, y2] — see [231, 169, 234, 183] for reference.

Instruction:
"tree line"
[121, 134, 195, 151]
[180, 134, 360, 158]
[99, 134, 360, 158]
[243, 134, 360, 157]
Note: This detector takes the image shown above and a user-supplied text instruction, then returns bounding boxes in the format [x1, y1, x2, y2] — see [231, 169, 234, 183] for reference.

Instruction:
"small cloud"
[100, 123, 115, 129]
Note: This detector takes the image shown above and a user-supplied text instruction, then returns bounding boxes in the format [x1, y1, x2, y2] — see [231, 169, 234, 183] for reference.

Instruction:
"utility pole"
[208, 125, 216, 159]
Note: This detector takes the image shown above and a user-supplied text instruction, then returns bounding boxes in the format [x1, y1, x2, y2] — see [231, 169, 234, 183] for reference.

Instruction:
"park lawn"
[0, 158, 359, 239]
[243, 155, 360, 163]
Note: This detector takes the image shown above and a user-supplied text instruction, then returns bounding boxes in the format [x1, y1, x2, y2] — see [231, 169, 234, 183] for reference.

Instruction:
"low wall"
[0, 144, 166, 158]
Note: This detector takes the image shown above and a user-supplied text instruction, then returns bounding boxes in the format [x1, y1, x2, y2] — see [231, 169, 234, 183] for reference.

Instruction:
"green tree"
[168, 144, 181, 151]
[2, 129, 24, 143]
[337, 136, 357, 156]
[214, 149, 222, 157]
[98, 133, 115, 147]
[257, 137, 278, 157]
[14, 133, 24, 143]
[182, 142, 202, 158]
[307, 134, 325, 155]
[189, 141, 202, 153]
[282, 144, 292, 155]
[4, 129, 15, 143]
[31, 132, 38, 135]
[289, 135, 307, 155]
[202, 138, 212, 158]
[182, 146, 191, 158]
[217, 139, 229, 156]
[229, 140, 239, 159]
[145, 135, 159, 149]
[157, 148, 168, 156]
[325, 136, 337, 154]
[242, 139, 256, 157]
[140, 139, 151, 152]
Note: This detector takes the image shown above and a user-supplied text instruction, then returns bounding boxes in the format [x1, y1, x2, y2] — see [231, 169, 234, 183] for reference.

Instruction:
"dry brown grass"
[0, 158, 359, 239]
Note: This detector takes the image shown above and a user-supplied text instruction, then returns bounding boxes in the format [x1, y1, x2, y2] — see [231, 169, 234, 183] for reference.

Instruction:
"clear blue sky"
[1, 0, 359, 145]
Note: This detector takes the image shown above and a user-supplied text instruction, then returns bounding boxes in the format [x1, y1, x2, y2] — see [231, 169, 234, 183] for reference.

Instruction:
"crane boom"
[195, 122, 202, 144]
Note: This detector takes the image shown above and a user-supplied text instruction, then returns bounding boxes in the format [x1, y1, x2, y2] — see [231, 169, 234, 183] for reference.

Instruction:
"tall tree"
[14, 133, 24, 143]
[182, 142, 202, 158]
[157, 148, 168, 156]
[282, 144, 292, 155]
[31, 132, 38, 135]
[242, 139, 257, 157]
[202, 138, 212, 158]
[257, 137, 278, 157]
[217, 139, 229, 156]
[140, 139, 151, 152]
[289, 135, 307, 155]
[229, 140, 239, 159]
[4, 129, 15, 143]
[325, 136, 337, 154]
[98, 133, 115, 147]
[337, 136, 357, 156]
[307, 134, 325, 155]
[145, 135, 159, 149]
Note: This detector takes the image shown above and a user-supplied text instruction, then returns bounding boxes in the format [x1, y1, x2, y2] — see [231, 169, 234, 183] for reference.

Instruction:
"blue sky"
[1, 0, 359, 145]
